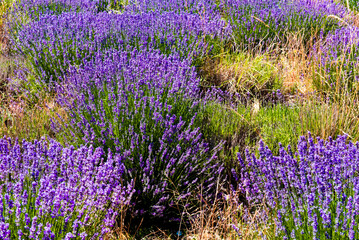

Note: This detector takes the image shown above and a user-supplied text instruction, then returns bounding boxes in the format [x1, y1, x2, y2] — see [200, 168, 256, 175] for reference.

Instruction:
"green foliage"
[200, 97, 359, 157]
[97, 0, 129, 12]
[341, 0, 359, 11]
[200, 51, 282, 99]
[200, 102, 259, 156]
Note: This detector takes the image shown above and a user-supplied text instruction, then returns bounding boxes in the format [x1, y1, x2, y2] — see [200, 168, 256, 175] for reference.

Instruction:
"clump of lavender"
[123, 0, 222, 19]
[223, 0, 345, 51]
[237, 134, 359, 239]
[56, 48, 223, 221]
[13, 10, 229, 87]
[13, 0, 107, 19]
[0, 137, 134, 239]
[313, 26, 359, 96]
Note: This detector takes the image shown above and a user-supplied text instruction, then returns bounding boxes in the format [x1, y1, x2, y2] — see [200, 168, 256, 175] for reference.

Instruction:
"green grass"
[340, 0, 359, 11]
[0, 0, 14, 25]
[97, 0, 130, 12]
[200, 51, 282, 99]
[201, 96, 359, 158]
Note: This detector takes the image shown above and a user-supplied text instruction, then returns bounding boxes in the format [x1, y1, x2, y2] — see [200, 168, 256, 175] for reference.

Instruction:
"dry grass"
[200, 32, 315, 100]
[177, 191, 273, 240]
[106, 191, 274, 240]
[0, 0, 66, 142]
[0, 42, 65, 142]
[276, 33, 314, 95]
[298, 95, 359, 142]
[0, 94, 67, 141]
[104, 177, 274, 240]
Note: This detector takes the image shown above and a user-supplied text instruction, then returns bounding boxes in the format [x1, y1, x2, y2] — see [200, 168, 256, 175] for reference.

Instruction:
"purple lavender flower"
[0, 137, 134, 238]
[237, 134, 359, 238]
[223, 0, 345, 50]
[313, 26, 359, 95]
[13, 10, 228, 87]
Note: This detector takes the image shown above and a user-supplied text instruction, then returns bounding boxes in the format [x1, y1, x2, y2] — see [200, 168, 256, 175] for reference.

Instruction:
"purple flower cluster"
[21, 0, 98, 11]
[123, 0, 222, 19]
[14, 10, 229, 85]
[313, 26, 359, 94]
[223, 0, 346, 50]
[238, 134, 359, 239]
[55, 48, 223, 220]
[0, 137, 134, 239]
[13, 0, 105, 18]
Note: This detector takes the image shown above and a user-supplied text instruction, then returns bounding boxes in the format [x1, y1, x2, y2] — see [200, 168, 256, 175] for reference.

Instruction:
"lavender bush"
[237, 134, 359, 239]
[0, 137, 134, 239]
[9, 0, 95, 33]
[123, 0, 222, 18]
[56, 48, 223, 221]
[13, 10, 228, 87]
[223, 0, 345, 51]
[313, 26, 359, 96]
[13, 0, 106, 18]
[8, 0, 123, 40]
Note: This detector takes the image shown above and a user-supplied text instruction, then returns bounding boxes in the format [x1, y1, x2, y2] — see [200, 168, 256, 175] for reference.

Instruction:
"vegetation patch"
[2, 0, 359, 238]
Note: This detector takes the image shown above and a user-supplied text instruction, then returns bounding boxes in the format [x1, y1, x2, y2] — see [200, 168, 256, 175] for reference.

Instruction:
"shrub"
[123, 0, 222, 18]
[13, 0, 104, 18]
[223, 0, 345, 51]
[56, 49, 223, 223]
[13, 11, 228, 87]
[237, 134, 359, 239]
[313, 26, 359, 96]
[0, 137, 134, 239]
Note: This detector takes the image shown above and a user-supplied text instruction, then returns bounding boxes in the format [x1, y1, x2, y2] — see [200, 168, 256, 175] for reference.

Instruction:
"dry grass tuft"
[105, 180, 275, 239]
[298, 95, 359, 142]
[183, 191, 274, 240]
[276, 33, 314, 95]
[200, 32, 315, 100]
[0, 94, 67, 141]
